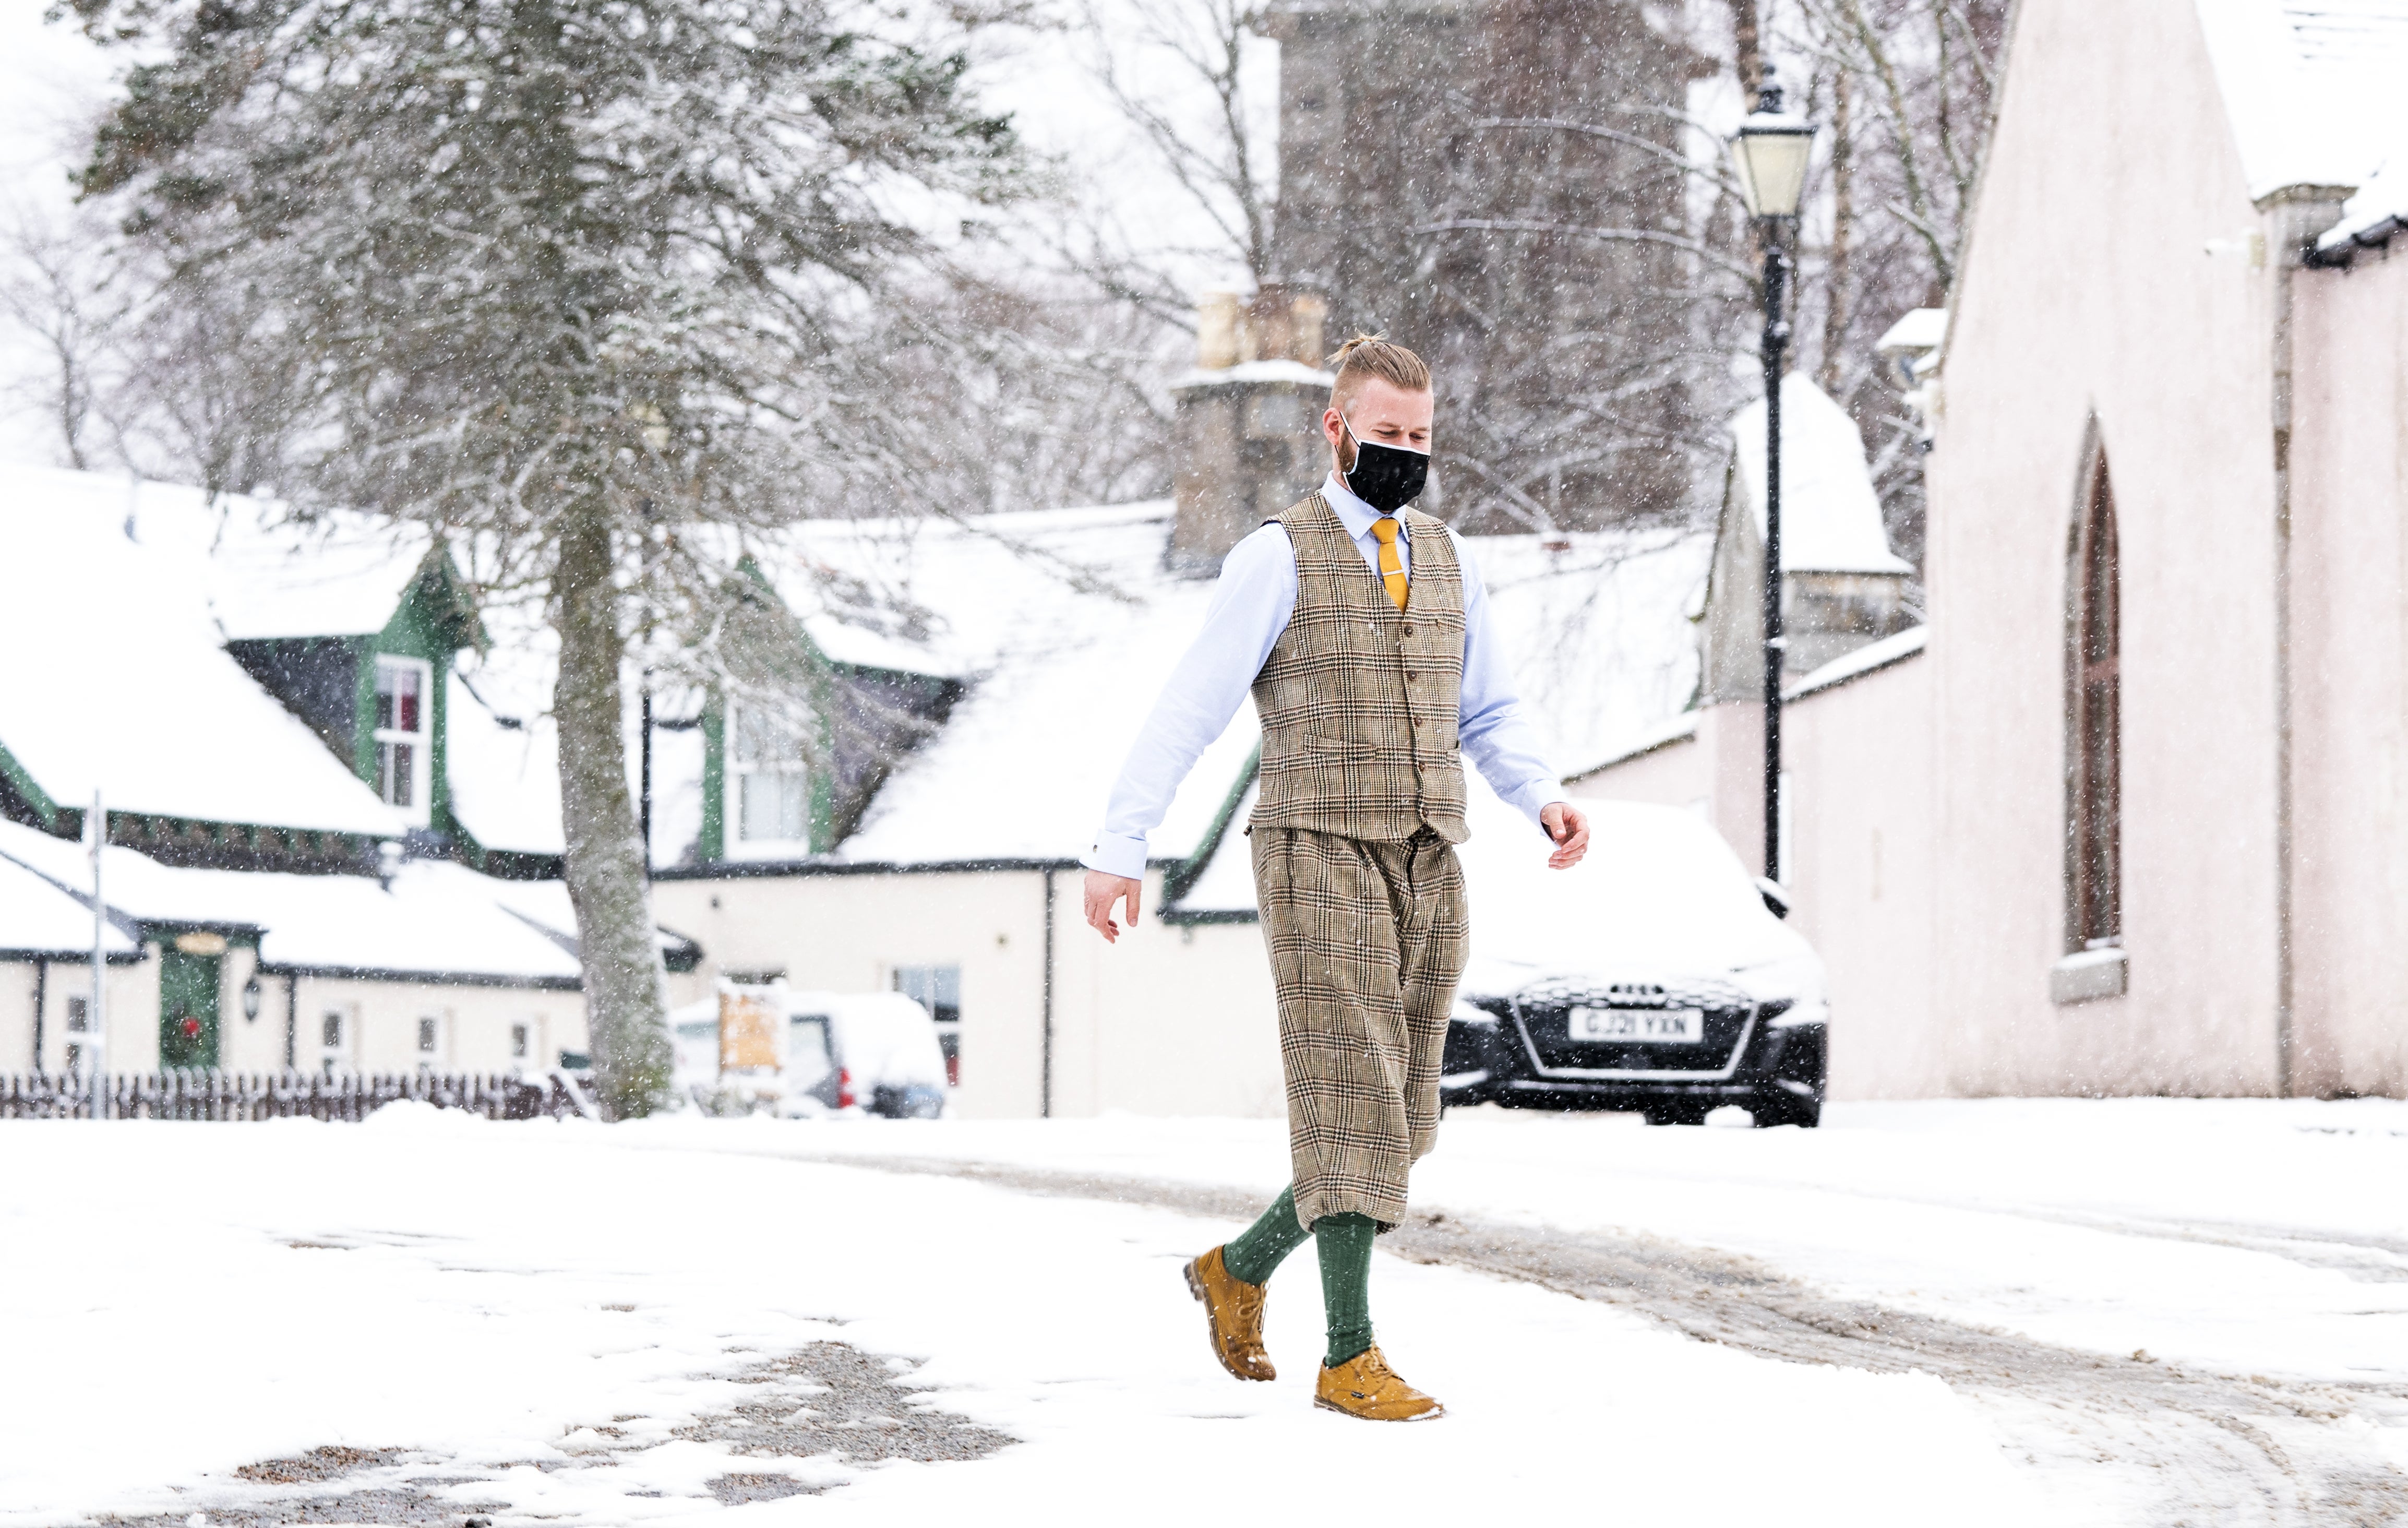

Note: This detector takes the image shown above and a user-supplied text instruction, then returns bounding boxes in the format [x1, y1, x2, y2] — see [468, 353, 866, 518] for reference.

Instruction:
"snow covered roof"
[0, 473, 408, 837]
[1465, 531, 1712, 781]
[1171, 360, 1338, 391]
[124, 479, 438, 643]
[1785, 624, 1930, 701]
[2194, 0, 2408, 222]
[0, 851, 137, 959]
[0, 819, 582, 983]
[730, 502, 1710, 867]
[1729, 375, 1913, 578]
[750, 502, 1257, 865]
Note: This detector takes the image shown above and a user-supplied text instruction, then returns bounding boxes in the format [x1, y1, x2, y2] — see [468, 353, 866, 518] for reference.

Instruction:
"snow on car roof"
[1454, 790, 1806, 995]
[0, 478, 407, 837]
[0, 819, 581, 982]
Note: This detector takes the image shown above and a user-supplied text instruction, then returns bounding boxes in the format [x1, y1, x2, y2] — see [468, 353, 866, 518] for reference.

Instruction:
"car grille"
[1510, 977, 1758, 1079]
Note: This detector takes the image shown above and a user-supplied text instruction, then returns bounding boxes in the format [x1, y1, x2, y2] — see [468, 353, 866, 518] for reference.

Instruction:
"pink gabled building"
[1577, 0, 2408, 1101]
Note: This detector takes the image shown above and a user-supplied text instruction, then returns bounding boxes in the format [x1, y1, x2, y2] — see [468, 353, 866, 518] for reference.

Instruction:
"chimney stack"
[1166, 284, 1335, 578]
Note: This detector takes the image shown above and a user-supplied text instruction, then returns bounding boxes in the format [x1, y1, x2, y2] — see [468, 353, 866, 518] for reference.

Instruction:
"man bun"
[1328, 332, 1431, 410]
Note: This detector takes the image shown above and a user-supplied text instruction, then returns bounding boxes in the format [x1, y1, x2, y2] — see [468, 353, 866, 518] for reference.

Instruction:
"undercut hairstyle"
[1327, 333, 1431, 412]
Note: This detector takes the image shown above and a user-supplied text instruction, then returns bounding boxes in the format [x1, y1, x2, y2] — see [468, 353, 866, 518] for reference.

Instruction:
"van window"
[789, 1014, 834, 1089]
[892, 965, 960, 1087]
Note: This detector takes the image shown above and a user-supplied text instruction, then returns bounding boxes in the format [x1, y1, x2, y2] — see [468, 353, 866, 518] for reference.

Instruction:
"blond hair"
[1327, 333, 1431, 412]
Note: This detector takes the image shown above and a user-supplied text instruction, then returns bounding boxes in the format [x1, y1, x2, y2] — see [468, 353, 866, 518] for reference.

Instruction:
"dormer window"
[729, 702, 810, 849]
[374, 656, 432, 822]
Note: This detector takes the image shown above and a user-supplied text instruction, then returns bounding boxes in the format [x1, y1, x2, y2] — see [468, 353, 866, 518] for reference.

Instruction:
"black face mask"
[1341, 415, 1429, 514]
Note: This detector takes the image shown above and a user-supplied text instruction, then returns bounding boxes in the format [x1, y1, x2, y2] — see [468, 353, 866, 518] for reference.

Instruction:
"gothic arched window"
[2066, 448, 2122, 952]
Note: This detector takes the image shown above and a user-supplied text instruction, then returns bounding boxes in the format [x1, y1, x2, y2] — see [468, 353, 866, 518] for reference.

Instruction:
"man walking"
[1082, 336, 1589, 1420]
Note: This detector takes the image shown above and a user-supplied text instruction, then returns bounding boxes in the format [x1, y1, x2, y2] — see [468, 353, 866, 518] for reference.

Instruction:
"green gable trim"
[698, 701, 726, 864]
[0, 739, 63, 831]
[1158, 748, 1261, 927]
[350, 550, 480, 837]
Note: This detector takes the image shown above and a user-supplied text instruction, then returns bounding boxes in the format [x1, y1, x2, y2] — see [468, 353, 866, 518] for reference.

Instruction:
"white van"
[671, 983, 950, 1118]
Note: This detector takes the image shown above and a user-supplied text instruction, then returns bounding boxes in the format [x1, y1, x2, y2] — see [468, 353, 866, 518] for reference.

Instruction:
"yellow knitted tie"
[1370, 517, 1409, 612]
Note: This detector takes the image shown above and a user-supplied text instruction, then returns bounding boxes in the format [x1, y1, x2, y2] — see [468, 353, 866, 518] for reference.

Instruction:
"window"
[893, 964, 961, 1087]
[417, 1016, 440, 1053]
[729, 703, 811, 847]
[2066, 449, 2122, 953]
[319, 1010, 348, 1075]
[374, 656, 433, 821]
[65, 996, 87, 1033]
[511, 1023, 529, 1059]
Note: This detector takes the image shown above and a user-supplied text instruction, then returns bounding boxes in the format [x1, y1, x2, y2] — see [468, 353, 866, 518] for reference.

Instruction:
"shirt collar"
[1320, 470, 1390, 539]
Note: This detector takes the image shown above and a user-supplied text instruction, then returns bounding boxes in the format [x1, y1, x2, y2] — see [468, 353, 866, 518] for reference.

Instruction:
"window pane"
[375, 666, 396, 731]
[397, 668, 421, 735]
[511, 1023, 529, 1058]
[390, 743, 415, 808]
[788, 1017, 833, 1087]
[738, 768, 809, 843]
[418, 1017, 437, 1052]
[893, 964, 962, 1025]
[321, 1013, 342, 1048]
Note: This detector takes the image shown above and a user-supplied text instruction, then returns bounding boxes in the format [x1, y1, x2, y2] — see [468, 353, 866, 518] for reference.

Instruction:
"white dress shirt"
[1084, 471, 1565, 878]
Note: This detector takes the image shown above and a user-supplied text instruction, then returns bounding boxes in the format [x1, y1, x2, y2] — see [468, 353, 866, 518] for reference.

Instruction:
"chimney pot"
[1168, 284, 1337, 578]
[1197, 291, 1243, 370]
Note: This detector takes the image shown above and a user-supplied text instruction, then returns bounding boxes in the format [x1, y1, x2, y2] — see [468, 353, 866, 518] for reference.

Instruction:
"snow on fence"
[0, 1069, 594, 1122]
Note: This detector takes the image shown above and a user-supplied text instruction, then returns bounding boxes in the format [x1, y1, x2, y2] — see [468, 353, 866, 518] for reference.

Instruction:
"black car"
[1439, 799, 1829, 1127]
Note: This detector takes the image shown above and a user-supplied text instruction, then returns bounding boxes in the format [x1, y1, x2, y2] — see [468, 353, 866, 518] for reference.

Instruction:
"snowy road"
[3, 1100, 2404, 1526]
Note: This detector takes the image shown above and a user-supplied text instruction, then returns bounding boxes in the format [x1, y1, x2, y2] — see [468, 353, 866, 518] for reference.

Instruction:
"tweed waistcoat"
[1249, 493, 1469, 843]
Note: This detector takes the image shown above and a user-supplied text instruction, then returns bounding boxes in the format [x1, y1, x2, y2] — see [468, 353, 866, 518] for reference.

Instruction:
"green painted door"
[159, 948, 222, 1071]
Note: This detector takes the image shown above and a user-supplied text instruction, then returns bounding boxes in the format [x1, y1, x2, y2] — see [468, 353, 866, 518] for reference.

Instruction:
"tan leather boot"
[1314, 1345, 1444, 1421]
[1183, 1245, 1275, 1381]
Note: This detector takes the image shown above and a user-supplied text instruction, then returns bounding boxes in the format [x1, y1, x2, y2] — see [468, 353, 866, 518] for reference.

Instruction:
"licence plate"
[1566, 1007, 1703, 1043]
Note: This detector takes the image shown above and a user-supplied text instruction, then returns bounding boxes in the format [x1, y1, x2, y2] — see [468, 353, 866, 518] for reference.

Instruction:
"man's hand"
[1083, 870, 1143, 942]
[1541, 802, 1590, 870]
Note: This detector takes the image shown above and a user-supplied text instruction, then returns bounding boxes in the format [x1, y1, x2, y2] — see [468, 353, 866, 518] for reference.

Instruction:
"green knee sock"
[1314, 1212, 1376, 1368]
[1217, 1188, 1378, 1367]
[1221, 1185, 1311, 1286]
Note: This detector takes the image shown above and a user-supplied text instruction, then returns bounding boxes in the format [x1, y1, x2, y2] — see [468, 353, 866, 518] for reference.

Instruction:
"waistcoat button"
[1401, 624, 1416, 637]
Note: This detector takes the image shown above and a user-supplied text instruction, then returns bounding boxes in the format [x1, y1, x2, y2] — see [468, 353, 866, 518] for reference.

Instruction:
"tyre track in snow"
[813, 1152, 2408, 1527]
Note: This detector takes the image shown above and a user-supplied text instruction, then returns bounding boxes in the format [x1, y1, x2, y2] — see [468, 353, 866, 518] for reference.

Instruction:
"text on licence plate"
[1566, 1007, 1703, 1043]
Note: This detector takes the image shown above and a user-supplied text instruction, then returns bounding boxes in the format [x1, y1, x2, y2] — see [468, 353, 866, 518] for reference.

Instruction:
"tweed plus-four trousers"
[1252, 824, 1470, 1231]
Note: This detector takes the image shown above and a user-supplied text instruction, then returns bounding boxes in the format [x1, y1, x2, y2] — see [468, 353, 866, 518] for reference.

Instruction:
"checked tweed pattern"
[1253, 826, 1469, 1231]
[1250, 494, 1469, 845]
[1247, 492, 1476, 1231]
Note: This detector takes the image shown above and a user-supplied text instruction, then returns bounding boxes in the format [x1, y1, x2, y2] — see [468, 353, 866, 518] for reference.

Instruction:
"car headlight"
[1730, 950, 1826, 1007]
[1768, 999, 1827, 1029]
[1450, 996, 1502, 1029]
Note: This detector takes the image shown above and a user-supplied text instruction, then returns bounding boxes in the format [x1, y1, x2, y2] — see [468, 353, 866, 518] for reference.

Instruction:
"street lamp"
[1729, 65, 1817, 886]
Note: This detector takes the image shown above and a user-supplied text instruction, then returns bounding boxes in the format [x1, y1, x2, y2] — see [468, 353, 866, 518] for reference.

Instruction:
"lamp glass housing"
[1730, 111, 1816, 219]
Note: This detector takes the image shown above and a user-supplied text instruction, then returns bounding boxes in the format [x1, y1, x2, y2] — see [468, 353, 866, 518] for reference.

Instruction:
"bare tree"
[0, 206, 126, 471]
[1782, 0, 2010, 568]
[1082, 0, 1279, 294]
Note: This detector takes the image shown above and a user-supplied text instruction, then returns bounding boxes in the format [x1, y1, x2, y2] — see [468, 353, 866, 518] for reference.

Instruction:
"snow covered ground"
[4, 1100, 2403, 1526]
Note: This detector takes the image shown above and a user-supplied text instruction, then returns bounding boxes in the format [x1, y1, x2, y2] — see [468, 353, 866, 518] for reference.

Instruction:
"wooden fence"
[0, 1069, 594, 1122]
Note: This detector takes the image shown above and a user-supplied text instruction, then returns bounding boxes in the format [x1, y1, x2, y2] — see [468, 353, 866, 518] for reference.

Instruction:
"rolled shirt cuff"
[1501, 779, 1566, 833]
[1082, 830, 1151, 879]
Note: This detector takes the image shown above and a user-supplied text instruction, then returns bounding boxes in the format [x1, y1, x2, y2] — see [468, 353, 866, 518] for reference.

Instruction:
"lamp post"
[1729, 66, 1817, 885]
